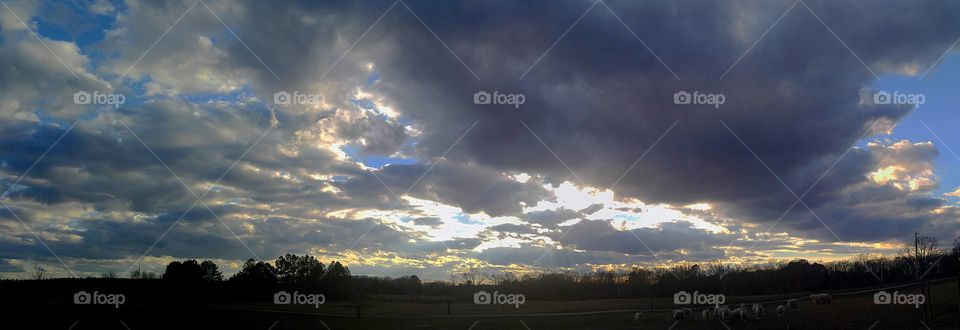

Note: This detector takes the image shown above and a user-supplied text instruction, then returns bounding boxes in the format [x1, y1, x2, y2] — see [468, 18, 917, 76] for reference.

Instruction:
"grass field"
[4, 279, 957, 329]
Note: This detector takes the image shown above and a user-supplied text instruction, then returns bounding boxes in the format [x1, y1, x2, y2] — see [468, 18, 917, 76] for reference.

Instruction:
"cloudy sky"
[1, 0, 960, 279]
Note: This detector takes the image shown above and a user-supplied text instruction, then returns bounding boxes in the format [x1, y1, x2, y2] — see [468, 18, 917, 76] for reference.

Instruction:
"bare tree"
[899, 233, 944, 279]
[30, 264, 47, 280]
[458, 267, 485, 285]
[129, 267, 158, 279]
[705, 261, 732, 279]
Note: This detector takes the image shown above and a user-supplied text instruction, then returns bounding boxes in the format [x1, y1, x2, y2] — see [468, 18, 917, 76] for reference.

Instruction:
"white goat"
[731, 308, 749, 322]
[721, 306, 733, 320]
[634, 312, 642, 324]
[752, 303, 763, 317]
[776, 305, 786, 317]
[787, 298, 799, 309]
[672, 309, 685, 320]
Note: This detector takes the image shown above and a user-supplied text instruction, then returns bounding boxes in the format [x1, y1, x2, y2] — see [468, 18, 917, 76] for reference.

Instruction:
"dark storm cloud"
[556, 220, 733, 257]
[0, 201, 446, 265]
[0, 210, 239, 262]
[522, 207, 582, 229]
[321, 0, 960, 241]
[2, 0, 960, 277]
[487, 223, 539, 236]
[90, 0, 960, 236]
[411, 217, 442, 227]
[336, 161, 552, 217]
[472, 243, 716, 268]
[0, 259, 24, 273]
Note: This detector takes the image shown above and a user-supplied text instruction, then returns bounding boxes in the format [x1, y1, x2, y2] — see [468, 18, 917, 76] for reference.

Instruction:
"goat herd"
[632, 293, 833, 325]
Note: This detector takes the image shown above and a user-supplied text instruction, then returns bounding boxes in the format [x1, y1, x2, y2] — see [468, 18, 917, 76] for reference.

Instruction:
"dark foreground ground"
[2, 279, 957, 329]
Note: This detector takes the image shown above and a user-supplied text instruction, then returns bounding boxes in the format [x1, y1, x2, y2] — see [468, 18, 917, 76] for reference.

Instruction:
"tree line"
[12, 234, 960, 302]
[444, 234, 960, 300]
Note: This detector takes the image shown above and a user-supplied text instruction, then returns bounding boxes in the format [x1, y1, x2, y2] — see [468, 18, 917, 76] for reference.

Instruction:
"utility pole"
[915, 232, 920, 281]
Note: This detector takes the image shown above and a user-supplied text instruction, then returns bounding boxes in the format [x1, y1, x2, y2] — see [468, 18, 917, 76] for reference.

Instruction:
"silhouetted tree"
[275, 254, 324, 286]
[325, 261, 350, 279]
[322, 261, 352, 298]
[230, 259, 278, 284]
[200, 260, 223, 282]
[163, 259, 222, 282]
[163, 260, 201, 281]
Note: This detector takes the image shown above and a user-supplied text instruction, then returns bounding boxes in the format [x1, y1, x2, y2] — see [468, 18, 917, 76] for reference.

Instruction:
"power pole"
[915, 232, 920, 281]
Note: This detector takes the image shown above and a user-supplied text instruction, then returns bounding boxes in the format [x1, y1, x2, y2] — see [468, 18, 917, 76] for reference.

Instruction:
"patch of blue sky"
[33, 111, 72, 128]
[366, 71, 381, 86]
[352, 98, 376, 110]
[611, 213, 637, 222]
[33, 1, 120, 66]
[873, 54, 960, 195]
[454, 214, 480, 225]
[32, 16, 73, 42]
[395, 117, 416, 127]
[340, 143, 418, 168]
[179, 87, 256, 105]
[364, 155, 417, 168]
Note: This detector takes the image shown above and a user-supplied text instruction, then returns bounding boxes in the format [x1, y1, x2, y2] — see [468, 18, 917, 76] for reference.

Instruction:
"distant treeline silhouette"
[440, 234, 960, 300]
[3, 235, 958, 302]
[150, 255, 355, 300]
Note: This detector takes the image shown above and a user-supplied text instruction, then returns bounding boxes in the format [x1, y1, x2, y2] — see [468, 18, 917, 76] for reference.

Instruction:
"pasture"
[4, 279, 956, 329]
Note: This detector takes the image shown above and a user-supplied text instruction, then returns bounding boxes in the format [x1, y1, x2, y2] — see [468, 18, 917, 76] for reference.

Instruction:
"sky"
[0, 0, 959, 280]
